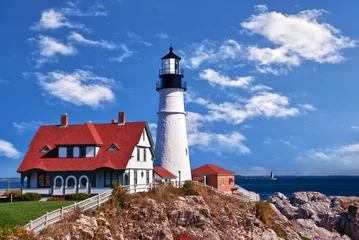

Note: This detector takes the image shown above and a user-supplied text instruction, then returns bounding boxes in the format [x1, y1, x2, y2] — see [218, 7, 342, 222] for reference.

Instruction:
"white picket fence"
[23, 183, 152, 234]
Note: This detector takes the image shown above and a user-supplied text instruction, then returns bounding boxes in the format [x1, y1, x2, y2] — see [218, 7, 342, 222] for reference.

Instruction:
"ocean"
[236, 175, 359, 200]
[2, 177, 359, 200]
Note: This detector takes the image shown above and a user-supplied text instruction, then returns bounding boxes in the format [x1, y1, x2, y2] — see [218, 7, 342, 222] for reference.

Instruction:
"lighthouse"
[154, 47, 192, 181]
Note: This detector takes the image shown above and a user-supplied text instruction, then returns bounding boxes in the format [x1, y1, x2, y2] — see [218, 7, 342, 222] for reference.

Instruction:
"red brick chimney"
[118, 112, 125, 125]
[61, 113, 68, 127]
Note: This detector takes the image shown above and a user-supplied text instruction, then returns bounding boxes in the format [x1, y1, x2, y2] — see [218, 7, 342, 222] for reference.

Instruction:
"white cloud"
[351, 126, 359, 130]
[0, 78, 9, 84]
[32, 3, 107, 31]
[155, 32, 170, 39]
[263, 138, 298, 149]
[254, 4, 269, 12]
[109, 44, 133, 63]
[148, 123, 157, 143]
[199, 69, 254, 88]
[13, 121, 43, 132]
[32, 9, 86, 31]
[296, 143, 359, 175]
[30, 35, 77, 68]
[127, 32, 152, 47]
[241, 9, 357, 73]
[0, 139, 21, 159]
[188, 131, 250, 155]
[26, 69, 115, 108]
[182, 39, 243, 69]
[68, 32, 116, 50]
[298, 103, 317, 112]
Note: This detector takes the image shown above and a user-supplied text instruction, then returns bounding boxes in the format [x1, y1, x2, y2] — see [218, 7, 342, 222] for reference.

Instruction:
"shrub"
[65, 193, 88, 201]
[19, 192, 41, 201]
[182, 180, 199, 196]
[0, 226, 35, 240]
[2, 189, 21, 197]
[47, 197, 59, 201]
[112, 183, 129, 208]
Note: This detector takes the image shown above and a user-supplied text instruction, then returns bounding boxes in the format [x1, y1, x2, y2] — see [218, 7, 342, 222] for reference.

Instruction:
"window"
[55, 178, 62, 187]
[80, 178, 87, 188]
[105, 171, 111, 187]
[185, 148, 188, 155]
[80, 146, 86, 158]
[141, 171, 144, 178]
[134, 171, 137, 185]
[146, 170, 149, 184]
[142, 131, 146, 141]
[41, 146, 50, 153]
[67, 147, 73, 158]
[108, 144, 119, 151]
[143, 148, 146, 162]
[221, 177, 225, 186]
[38, 173, 51, 188]
[67, 178, 75, 187]
[137, 147, 140, 161]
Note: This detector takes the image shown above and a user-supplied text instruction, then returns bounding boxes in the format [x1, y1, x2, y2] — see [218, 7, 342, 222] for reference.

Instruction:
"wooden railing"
[23, 183, 152, 234]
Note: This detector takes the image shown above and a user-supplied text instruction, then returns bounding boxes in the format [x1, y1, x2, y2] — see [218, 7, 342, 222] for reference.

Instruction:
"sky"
[0, 0, 359, 177]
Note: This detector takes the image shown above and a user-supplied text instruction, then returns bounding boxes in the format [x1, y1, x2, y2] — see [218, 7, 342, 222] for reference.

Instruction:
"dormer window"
[107, 144, 119, 151]
[40, 146, 50, 153]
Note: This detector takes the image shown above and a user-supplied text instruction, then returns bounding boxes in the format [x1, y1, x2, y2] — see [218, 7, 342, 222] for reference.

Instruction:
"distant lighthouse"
[154, 47, 192, 181]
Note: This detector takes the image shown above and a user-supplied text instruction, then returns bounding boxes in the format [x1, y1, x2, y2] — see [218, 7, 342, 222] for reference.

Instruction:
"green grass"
[0, 201, 74, 228]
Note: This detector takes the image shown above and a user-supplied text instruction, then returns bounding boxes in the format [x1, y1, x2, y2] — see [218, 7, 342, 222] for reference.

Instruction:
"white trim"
[78, 175, 89, 188]
[53, 176, 64, 187]
[65, 175, 77, 188]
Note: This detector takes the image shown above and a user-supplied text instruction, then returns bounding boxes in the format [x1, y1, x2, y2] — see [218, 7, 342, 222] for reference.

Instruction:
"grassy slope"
[0, 201, 74, 228]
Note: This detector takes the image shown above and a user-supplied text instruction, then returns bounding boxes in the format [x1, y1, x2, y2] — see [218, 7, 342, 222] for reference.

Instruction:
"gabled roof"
[191, 164, 235, 176]
[153, 166, 176, 179]
[18, 122, 152, 172]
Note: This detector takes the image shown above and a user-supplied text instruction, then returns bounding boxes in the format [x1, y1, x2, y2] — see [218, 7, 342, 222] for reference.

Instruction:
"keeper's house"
[17, 112, 155, 196]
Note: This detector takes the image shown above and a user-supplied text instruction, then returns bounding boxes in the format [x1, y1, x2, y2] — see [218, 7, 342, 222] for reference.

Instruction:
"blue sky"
[1, 0, 359, 177]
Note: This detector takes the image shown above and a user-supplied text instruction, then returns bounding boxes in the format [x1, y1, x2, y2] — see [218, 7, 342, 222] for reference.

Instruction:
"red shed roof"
[18, 121, 152, 172]
[153, 166, 176, 179]
[191, 164, 235, 176]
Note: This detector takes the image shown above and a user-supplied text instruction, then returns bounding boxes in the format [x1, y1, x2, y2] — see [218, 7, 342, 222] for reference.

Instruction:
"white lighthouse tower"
[154, 47, 192, 181]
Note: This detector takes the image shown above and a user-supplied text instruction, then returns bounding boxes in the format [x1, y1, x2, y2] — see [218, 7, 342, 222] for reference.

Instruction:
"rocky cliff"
[5, 184, 359, 240]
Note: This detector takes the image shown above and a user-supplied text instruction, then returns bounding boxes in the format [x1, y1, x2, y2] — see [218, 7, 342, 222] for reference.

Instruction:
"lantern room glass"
[162, 58, 180, 74]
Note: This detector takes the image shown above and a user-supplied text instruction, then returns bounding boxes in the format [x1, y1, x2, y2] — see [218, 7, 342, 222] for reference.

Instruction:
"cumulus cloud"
[241, 9, 357, 73]
[26, 69, 116, 108]
[199, 69, 254, 88]
[109, 44, 133, 63]
[296, 143, 359, 175]
[254, 4, 269, 12]
[182, 39, 243, 69]
[68, 32, 117, 50]
[13, 121, 43, 132]
[30, 35, 77, 68]
[31, 3, 107, 31]
[298, 103, 317, 113]
[0, 139, 21, 159]
[32, 9, 86, 31]
[127, 32, 152, 47]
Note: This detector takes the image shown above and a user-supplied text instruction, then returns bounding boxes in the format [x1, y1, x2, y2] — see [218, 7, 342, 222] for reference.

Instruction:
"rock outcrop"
[269, 191, 359, 240]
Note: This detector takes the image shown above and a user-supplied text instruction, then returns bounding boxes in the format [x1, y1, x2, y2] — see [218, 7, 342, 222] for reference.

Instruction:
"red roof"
[17, 122, 150, 172]
[191, 164, 235, 176]
[153, 166, 176, 179]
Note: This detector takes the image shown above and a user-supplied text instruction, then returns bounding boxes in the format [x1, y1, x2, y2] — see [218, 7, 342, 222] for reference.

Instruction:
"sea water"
[236, 175, 359, 200]
[0, 179, 21, 190]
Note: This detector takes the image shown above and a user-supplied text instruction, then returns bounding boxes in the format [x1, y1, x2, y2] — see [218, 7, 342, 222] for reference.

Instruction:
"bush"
[64, 193, 88, 201]
[182, 181, 199, 196]
[2, 189, 21, 197]
[112, 183, 129, 208]
[0, 226, 35, 240]
[47, 197, 59, 201]
[19, 192, 41, 201]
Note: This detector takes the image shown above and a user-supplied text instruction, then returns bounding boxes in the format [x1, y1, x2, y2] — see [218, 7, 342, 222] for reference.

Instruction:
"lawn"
[0, 201, 74, 228]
